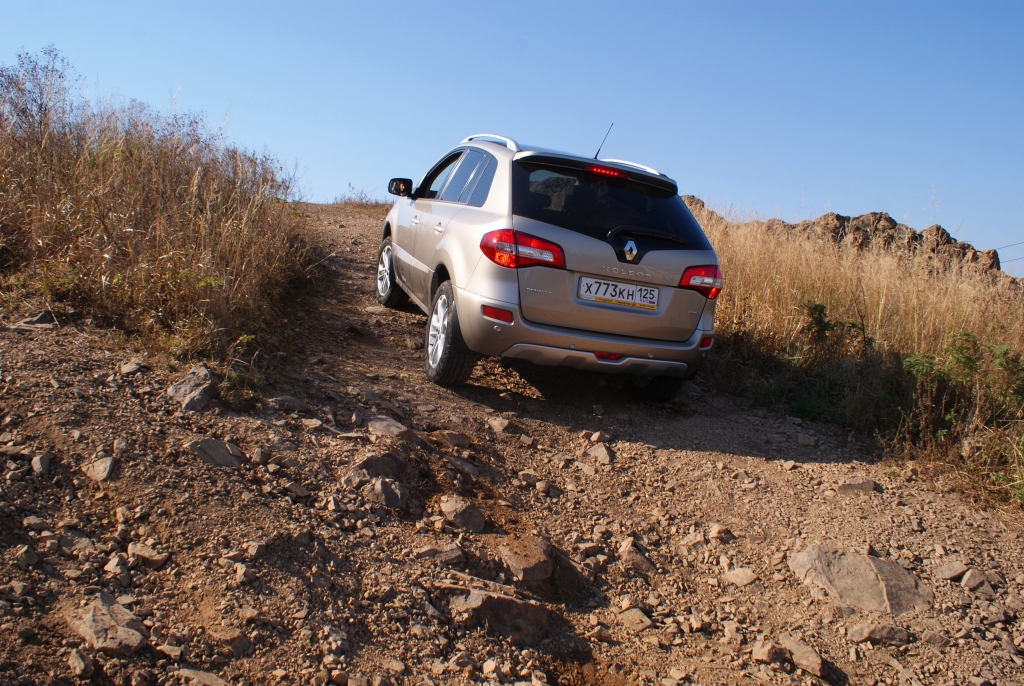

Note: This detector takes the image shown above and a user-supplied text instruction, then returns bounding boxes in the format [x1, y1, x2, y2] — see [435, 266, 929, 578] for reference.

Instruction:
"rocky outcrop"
[683, 196, 1003, 274]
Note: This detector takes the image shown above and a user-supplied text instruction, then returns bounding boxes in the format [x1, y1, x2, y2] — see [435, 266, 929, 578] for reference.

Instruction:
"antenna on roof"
[593, 122, 614, 159]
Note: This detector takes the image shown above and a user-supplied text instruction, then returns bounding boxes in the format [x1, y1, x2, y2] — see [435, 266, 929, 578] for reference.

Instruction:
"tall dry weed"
[692, 201, 1024, 503]
[0, 48, 309, 355]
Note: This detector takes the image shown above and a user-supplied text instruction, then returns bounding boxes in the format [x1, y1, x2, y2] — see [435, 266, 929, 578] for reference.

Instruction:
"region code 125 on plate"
[578, 277, 659, 310]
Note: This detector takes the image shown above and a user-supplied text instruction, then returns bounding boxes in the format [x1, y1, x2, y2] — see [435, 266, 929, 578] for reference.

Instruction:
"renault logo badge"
[623, 240, 638, 262]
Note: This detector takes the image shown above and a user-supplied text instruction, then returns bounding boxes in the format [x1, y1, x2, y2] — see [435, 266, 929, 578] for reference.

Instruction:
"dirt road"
[0, 202, 1021, 686]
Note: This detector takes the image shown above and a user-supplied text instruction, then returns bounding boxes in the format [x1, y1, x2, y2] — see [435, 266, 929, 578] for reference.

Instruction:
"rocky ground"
[1, 202, 1022, 686]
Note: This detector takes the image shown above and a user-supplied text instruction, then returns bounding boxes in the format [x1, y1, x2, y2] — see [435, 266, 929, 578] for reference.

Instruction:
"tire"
[630, 374, 685, 403]
[375, 236, 407, 308]
[424, 281, 477, 386]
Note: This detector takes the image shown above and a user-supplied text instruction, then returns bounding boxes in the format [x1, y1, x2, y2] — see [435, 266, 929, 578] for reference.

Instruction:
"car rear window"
[511, 160, 711, 249]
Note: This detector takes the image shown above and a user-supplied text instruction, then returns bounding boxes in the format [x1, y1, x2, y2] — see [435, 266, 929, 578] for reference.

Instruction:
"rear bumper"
[456, 287, 712, 377]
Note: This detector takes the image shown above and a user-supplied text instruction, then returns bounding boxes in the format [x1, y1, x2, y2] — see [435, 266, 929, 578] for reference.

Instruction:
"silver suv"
[377, 134, 721, 402]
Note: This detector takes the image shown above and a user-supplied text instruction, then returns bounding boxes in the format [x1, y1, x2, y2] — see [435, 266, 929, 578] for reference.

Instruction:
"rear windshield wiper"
[607, 225, 688, 246]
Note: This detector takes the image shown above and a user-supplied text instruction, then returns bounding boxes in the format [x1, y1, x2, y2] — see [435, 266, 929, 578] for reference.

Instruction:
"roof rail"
[600, 158, 661, 176]
[462, 133, 521, 152]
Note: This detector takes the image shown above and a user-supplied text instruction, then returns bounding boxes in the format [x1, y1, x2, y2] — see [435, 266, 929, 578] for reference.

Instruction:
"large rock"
[167, 364, 218, 412]
[343, 453, 404, 488]
[752, 638, 789, 664]
[778, 633, 823, 677]
[205, 625, 251, 658]
[176, 669, 231, 686]
[723, 567, 758, 587]
[30, 453, 50, 475]
[127, 542, 169, 569]
[617, 608, 653, 633]
[68, 592, 147, 656]
[933, 561, 968, 581]
[432, 430, 471, 448]
[587, 443, 614, 465]
[848, 623, 911, 645]
[788, 545, 933, 614]
[23, 516, 47, 531]
[367, 416, 409, 438]
[837, 476, 880, 493]
[440, 497, 485, 532]
[619, 542, 656, 576]
[267, 396, 303, 411]
[449, 590, 551, 646]
[82, 456, 116, 482]
[67, 649, 94, 677]
[498, 537, 553, 582]
[187, 438, 244, 467]
[487, 417, 509, 433]
[361, 478, 408, 508]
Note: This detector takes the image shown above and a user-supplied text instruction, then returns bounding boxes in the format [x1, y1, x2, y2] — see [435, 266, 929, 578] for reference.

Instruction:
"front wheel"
[375, 236, 407, 308]
[424, 281, 477, 386]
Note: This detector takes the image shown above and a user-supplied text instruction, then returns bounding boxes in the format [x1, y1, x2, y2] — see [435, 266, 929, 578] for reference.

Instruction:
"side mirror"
[388, 178, 413, 197]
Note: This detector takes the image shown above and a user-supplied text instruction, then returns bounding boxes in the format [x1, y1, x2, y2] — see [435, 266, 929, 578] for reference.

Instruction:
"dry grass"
[692, 201, 1024, 503]
[0, 48, 309, 356]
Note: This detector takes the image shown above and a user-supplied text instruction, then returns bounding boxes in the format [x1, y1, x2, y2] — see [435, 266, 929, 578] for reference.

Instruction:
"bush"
[691, 200, 1024, 504]
[0, 47, 309, 355]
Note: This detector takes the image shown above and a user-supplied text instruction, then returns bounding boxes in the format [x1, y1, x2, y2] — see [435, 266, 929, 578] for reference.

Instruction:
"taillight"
[481, 305, 513, 323]
[593, 351, 623, 361]
[699, 336, 713, 350]
[515, 232, 565, 268]
[586, 165, 628, 179]
[679, 265, 723, 299]
[479, 229, 517, 268]
[480, 231, 565, 269]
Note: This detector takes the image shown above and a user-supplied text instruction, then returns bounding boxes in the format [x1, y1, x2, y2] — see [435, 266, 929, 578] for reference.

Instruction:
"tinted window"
[420, 153, 462, 199]
[439, 150, 484, 202]
[464, 156, 497, 207]
[511, 160, 711, 249]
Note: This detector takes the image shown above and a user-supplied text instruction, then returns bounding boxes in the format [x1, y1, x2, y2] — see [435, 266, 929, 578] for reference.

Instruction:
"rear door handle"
[434, 222, 444, 232]
[411, 216, 419, 225]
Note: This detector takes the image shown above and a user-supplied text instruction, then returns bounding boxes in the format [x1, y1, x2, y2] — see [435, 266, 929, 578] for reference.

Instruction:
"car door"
[396, 151, 462, 299]
[414, 150, 486, 299]
[391, 197, 418, 291]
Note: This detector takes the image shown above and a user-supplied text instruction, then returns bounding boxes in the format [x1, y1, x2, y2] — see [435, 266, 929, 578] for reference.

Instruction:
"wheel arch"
[430, 263, 451, 304]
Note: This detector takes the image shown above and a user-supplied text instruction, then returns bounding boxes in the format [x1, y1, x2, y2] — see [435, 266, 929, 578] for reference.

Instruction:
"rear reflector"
[593, 351, 623, 361]
[587, 165, 628, 180]
[699, 336, 713, 350]
[679, 265, 723, 299]
[481, 305, 513, 323]
[480, 230, 565, 269]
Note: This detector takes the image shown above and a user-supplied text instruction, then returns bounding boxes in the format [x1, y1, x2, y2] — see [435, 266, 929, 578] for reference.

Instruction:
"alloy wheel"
[427, 294, 450, 368]
[376, 245, 393, 296]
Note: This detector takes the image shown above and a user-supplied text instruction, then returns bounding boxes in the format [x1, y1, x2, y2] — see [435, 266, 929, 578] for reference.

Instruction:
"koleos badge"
[623, 240, 638, 262]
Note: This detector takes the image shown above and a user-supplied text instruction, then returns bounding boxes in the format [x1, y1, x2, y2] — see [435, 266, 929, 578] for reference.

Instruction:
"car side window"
[420, 152, 463, 199]
[439, 150, 484, 202]
[463, 155, 497, 207]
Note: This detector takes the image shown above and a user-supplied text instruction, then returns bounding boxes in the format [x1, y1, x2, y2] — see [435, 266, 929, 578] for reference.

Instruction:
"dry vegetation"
[692, 202, 1024, 503]
[0, 48, 309, 356]
[2, 47, 1021, 505]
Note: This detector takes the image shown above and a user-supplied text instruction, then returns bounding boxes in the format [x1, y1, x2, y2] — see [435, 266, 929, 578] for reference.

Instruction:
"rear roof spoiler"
[514, 152, 677, 194]
[600, 158, 662, 176]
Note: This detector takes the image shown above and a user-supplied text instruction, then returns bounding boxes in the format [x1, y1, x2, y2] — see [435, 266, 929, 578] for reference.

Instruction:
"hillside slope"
[0, 203, 1022, 686]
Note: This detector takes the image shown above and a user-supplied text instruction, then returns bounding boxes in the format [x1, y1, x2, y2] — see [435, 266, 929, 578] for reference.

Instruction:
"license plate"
[578, 277, 659, 310]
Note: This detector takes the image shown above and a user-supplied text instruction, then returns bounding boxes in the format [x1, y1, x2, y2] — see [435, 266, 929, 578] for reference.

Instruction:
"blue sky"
[4, 1, 1023, 272]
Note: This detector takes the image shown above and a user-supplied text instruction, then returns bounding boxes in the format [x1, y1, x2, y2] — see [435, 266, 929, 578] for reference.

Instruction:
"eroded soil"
[0, 203, 1021, 686]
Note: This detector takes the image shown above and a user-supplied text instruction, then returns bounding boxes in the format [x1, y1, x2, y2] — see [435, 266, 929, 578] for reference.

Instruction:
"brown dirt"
[0, 203, 1021, 686]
